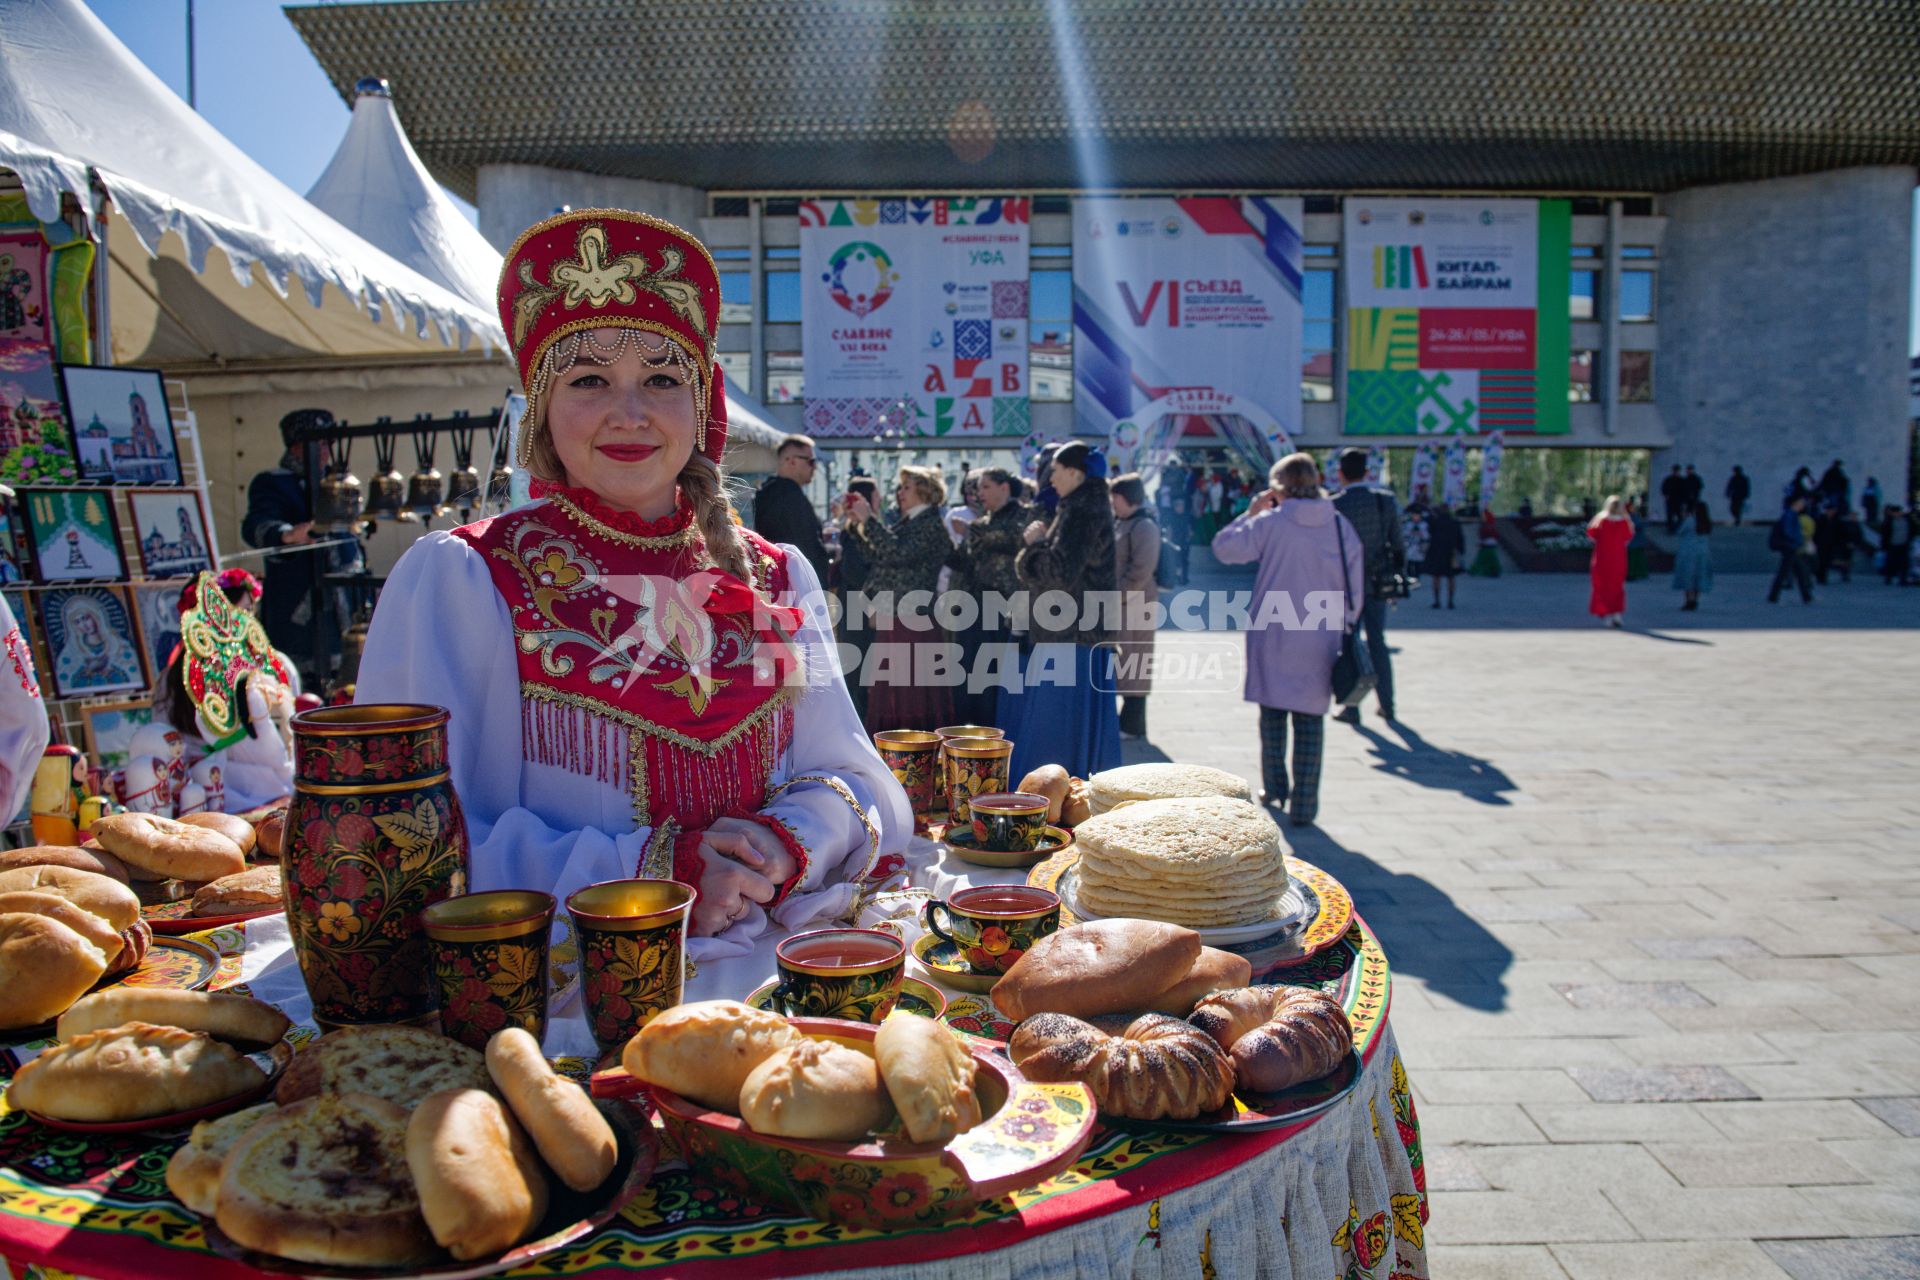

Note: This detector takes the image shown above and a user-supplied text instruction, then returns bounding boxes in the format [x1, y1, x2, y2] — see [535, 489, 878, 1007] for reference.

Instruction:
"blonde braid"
[680, 454, 754, 586]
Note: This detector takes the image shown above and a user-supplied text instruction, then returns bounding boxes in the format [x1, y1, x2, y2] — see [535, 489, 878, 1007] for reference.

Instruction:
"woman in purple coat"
[1211, 453, 1364, 826]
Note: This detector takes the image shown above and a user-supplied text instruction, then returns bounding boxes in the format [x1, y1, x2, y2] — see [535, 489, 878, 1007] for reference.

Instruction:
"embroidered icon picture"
[80, 697, 156, 771]
[36, 584, 147, 699]
[0, 224, 82, 486]
[131, 582, 183, 683]
[126, 488, 213, 578]
[58, 364, 182, 486]
[21, 486, 126, 583]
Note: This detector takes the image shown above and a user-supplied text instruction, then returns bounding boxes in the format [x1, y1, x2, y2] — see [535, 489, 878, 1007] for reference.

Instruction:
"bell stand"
[287, 408, 504, 693]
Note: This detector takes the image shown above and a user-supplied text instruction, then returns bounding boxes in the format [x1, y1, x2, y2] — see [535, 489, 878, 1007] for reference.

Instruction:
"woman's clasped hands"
[690, 815, 800, 936]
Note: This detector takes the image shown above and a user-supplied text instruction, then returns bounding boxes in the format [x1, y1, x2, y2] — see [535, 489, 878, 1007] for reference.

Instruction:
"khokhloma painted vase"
[284, 704, 470, 1029]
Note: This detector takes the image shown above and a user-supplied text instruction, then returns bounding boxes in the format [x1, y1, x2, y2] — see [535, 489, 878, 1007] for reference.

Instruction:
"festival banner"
[1343, 198, 1569, 436]
[1443, 440, 1468, 506]
[1410, 444, 1440, 504]
[1478, 431, 1506, 508]
[1073, 197, 1304, 466]
[798, 197, 1030, 439]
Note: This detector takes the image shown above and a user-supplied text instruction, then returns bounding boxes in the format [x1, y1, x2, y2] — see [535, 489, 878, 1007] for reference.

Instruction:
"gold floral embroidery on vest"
[510, 222, 710, 347]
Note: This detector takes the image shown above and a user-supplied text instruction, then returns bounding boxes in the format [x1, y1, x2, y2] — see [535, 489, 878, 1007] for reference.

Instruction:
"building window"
[1620, 270, 1655, 322]
[711, 247, 751, 260]
[1570, 350, 1595, 403]
[1303, 244, 1336, 258]
[1030, 269, 1073, 403]
[1620, 246, 1656, 259]
[715, 351, 753, 397]
[1303, 267, 1336, 401]
[1570, 270, 1596, 321]
[1618, 350, 1653, 402]
[765, 272, 801, 323]
[1031, 245, 1071, 259]
[765, 247, 800, 261]
[719, 271, 753, 325]
[767, 351, 803, 404]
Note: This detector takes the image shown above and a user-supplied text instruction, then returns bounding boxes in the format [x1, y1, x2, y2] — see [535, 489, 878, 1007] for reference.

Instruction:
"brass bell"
[488, 463, 515, 504]
[315, 465, 363, 532]
[366, 466, 405, 518]
[338, 611, 371, 685]
[403, 465, 445, 521]
[448, 463, 482, 509]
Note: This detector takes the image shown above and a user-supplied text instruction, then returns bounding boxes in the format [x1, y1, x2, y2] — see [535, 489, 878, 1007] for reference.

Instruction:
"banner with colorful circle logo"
[799, 197, 1031, 439]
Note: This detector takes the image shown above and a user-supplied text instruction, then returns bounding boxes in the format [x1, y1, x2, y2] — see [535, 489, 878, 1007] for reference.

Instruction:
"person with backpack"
[1110, 472, 1161, 740]
[1330, 448, 1405, 722]
[1766, 496, 1815, 604]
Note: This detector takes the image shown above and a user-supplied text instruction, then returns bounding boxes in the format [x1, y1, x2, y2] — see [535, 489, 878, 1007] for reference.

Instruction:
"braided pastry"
[1189, 986, 1352, 1093]
[1008, 1012, 1234, 1120]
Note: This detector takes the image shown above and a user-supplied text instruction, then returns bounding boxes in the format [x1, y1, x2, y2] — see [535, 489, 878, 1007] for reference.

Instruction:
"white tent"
[306, 78, 502, 314]
[0, 0, 503, 364]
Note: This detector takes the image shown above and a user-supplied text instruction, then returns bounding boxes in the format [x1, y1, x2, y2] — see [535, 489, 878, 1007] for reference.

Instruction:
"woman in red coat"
[1587, 495, 1633, 627]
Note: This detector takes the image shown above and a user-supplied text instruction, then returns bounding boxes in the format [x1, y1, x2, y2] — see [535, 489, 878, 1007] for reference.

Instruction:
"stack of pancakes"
[1072, 796, 1288, 929]
[1086, 763, 1252, 816]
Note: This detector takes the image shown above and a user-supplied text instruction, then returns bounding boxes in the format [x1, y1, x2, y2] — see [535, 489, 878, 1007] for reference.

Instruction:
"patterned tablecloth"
[0, 877, 1427, 1279]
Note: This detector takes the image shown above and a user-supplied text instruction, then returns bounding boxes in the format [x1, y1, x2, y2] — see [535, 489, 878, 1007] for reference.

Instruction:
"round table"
[0, 843, 1429, 1280]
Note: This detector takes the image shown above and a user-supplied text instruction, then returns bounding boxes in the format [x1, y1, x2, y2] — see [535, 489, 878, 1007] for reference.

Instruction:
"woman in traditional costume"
[356, 209, 909, 946]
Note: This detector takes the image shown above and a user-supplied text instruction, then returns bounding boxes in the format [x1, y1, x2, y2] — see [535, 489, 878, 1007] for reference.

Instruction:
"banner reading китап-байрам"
[1343, 198, 1570, 437]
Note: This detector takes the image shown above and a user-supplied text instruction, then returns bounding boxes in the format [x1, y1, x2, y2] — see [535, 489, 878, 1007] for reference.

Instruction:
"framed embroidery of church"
[35, 585, 147, 700]
[57, 365, 181, 486]
[19, 486, 127, 583]
[126, 488, 212, 578]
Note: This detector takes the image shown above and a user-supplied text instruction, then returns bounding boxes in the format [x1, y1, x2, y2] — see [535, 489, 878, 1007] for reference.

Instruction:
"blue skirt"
[998, 644, 1124, 781]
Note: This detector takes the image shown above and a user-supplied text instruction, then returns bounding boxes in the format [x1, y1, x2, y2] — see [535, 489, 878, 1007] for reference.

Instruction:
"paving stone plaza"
[1135, 566, 1920, 1279]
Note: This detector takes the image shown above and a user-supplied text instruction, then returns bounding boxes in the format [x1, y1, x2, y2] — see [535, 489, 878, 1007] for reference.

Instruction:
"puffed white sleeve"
[755, 548, 913, 932]
[0, 597, 49, 823]
[355, 532, 654, 904]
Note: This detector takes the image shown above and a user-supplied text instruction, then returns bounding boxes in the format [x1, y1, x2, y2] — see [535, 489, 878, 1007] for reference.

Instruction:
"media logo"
[822, 242, 898, 318]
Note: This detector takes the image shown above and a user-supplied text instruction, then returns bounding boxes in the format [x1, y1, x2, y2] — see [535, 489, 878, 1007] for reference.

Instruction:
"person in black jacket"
[1330, 449, 1405, 722]
[1725, 466, 1751, 525]
[1000, 442, 1122, 779]
[241, 410, 363, 685]
[751, 434, 828, 583]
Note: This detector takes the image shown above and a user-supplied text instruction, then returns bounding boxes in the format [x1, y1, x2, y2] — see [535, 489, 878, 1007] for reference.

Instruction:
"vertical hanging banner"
[1443, 440, 1468, 506]
[799, 197, 1030, 438]
[1073, 197, 1304, 463]
[1411, 443, 1440, 503]
[1344, 198, 1569, 436]
[1478, 431, 1506, 507]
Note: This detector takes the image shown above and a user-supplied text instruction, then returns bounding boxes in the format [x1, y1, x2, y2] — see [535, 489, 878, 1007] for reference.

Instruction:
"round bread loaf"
[91, 813, 247, 882]
[191, 865, 282, 916]
[486, 1027, 618, 1192]
[215, 1093, 436, 1268]
[0, 913, 108, 1029]
[1016, 764, 1072, 823]
[1009, 1011, 1235, 1120]
[0, 864, 141, 931]
[0, 845, 131, 884]
[58, 987, 291, 1046]
[177, 812, 257, 858]
[622, 999, 801, 1113]
[737, 1039, 894, 1141]
[989, 919, 1201, 1022]
[407, 1088, 549, 1261]
[0, 889, 124, 965]
[165, 1101, 276, 1215]
[6, 1021, 267, 1121]
[1085, 763, 1252, 814]
[275, 1023, 489, 1109]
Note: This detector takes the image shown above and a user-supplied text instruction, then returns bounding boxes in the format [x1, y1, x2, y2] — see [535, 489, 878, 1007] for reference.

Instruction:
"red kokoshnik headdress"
[498, 209, 728, 469]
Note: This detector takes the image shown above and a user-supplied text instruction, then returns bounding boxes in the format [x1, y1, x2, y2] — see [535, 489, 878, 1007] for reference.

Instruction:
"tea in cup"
[923, 885, 1060, 975]
[772, 928, 907, 1022]
[968, 791, 1051, 852]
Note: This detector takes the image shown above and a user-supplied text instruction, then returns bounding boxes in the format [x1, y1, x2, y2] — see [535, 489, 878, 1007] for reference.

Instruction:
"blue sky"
[84, 0, 476, 220]
[82, 2, 1920, 357]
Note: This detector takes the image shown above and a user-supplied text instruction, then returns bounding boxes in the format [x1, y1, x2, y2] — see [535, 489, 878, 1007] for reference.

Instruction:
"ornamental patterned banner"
[1073, 197, 1304, 462]
[1343, 198, 1570, 436]
[798, 197, 1030, 439]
